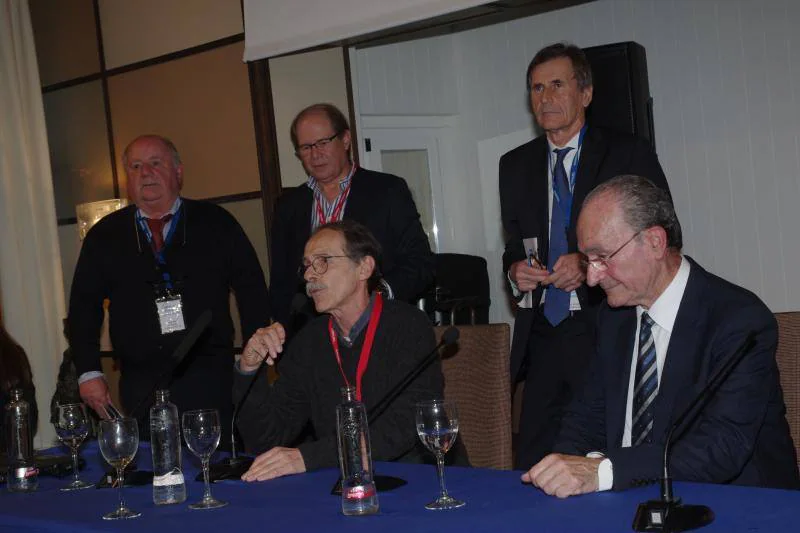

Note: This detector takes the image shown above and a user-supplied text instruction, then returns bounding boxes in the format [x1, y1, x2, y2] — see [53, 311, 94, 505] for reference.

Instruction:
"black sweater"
[234, 300, 443, 471]
[69, 199, 269, 425]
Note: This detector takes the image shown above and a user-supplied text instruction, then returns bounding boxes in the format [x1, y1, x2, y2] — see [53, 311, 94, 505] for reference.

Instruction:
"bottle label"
[153, 471, 184, 486]
[13, 466, 39, 479]
[344, 484, 376, 500]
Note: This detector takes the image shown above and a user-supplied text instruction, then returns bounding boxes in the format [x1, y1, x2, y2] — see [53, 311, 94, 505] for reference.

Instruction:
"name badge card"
[155, 294, 186, 334]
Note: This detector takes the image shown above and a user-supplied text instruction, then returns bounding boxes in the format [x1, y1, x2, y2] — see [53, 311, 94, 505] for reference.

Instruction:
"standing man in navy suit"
[523, 175, 799, 496]
[500, 42, 669, 469]
[265, 103, 433, 335]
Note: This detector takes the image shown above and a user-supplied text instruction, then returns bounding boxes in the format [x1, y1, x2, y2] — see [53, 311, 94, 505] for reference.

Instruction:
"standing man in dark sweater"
[70, 135, 269, 441]
[235, 220, 443, 480]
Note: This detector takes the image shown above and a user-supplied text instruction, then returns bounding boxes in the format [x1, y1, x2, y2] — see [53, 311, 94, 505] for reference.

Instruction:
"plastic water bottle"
[150, 389, 186, 505]
[336, 386, 379, 516]
[5, 388, 38, 492]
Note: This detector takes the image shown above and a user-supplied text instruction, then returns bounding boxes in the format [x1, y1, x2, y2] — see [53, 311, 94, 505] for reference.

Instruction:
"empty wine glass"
[55, 403, 93, 491]
[182, 409, 227, 510]
[98, 418, 141, 520]
[415, 400, 465, 510]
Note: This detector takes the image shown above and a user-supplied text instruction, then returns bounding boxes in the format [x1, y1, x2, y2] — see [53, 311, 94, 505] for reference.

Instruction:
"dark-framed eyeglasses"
[295, 132, 340, 156]
[297, 255, 350, 278]
[581, 230, 642, 272]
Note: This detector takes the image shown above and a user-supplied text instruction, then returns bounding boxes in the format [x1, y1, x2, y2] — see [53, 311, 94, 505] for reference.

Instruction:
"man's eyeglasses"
[295, 132, 340, 156]
[581, 231, 642, 271]
[298, 255, 350, 278]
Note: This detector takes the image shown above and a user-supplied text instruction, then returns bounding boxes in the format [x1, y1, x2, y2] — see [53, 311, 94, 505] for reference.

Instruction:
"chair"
[435, 324, 512, 469]
[776, 312, 800, 469]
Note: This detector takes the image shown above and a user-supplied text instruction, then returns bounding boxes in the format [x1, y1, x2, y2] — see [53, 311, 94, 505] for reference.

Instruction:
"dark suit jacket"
[269, 167, 435, 324]
[499, 125, 669, 382]
[555, 257, 800, 490]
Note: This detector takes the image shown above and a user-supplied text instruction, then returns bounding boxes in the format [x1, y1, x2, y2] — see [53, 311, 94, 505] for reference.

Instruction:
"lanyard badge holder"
[138, 210, 187, 335]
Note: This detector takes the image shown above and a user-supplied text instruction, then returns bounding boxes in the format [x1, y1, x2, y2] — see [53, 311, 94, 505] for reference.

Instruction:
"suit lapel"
[526, 139, 550, 264]
[342, 167, 367, 222]
[608, 307, 637, 447]
[652, 259, 708, 439]
[570, 126, 607, 236]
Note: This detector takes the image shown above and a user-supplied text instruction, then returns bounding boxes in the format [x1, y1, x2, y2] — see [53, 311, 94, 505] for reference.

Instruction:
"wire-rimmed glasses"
[581, 230, 642, 271]
[54, 403, 93, 491]
[297, 255, 350, 278]
[182, 409, 228, 510]
[98, 418, 141, 520]
[415, 400, 465, 510]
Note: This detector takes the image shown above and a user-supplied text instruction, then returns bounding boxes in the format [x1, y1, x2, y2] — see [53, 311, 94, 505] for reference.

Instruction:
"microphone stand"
[633, 333, 755, 532]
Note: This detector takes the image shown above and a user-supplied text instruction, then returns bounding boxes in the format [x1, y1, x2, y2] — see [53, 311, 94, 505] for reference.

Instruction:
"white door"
[360, 125, 444, 252]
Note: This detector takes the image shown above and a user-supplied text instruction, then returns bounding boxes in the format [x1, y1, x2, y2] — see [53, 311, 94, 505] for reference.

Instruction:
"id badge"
[155, 294, 186, 334]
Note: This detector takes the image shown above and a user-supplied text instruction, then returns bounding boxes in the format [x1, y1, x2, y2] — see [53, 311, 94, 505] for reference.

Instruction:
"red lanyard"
[315, 166, 357, 225]
[327, 293, 383, 401]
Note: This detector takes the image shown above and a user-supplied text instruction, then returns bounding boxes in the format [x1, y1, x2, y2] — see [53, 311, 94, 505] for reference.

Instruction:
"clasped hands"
[521, 454, 602, 498]
[511, 252, 586, 293]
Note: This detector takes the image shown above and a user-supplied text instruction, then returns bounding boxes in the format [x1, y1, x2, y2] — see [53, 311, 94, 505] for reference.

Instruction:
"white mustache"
[305, 282, 326, 296]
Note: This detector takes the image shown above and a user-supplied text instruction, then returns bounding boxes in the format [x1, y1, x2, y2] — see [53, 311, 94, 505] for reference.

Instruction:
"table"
[0, 441, 797, 532]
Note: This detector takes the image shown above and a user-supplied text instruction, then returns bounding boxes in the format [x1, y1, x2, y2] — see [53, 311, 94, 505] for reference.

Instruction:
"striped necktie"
[632, 312, 658, 446]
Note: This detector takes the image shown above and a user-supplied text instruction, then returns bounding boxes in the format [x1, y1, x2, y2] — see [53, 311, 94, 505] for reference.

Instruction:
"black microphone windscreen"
[442, 326, 459, 346]
[289, 293, 307, 315]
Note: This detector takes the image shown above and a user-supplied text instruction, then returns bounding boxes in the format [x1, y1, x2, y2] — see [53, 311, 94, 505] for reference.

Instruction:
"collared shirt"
[333, 292, 377, 347]
[595, 256, 691, 491]
[307, 165, 356, 231]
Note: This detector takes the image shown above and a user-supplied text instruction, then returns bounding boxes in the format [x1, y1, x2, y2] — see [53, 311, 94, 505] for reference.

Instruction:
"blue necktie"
[632, 313, 658, 446]
[543, 147, 573, 326]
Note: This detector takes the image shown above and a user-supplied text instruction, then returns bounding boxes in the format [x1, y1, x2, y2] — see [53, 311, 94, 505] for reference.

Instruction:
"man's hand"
[241, 323, 287, 372]
[521, 453, 602, 498]
[79, 376, 112, 419]
[510, 260, 550, 292]
[241, 447, 306, 482]
[541, 253, 586, 292]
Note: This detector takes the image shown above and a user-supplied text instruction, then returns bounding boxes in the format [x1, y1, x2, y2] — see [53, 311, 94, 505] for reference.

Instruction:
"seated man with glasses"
[267, 103, 434, 332]
[233, 220, 446, 481]
[522, 174, 799, 497]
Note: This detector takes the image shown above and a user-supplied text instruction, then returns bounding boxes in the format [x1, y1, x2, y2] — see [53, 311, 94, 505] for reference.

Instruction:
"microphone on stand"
[208, 294, 308, 482]
[632, 332, 756, 532]
[331, 326, 460, 495]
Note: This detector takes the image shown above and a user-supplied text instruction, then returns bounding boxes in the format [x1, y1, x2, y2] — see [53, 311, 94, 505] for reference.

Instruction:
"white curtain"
[243, 0, 490, 61]
[0, 0, 65, 448]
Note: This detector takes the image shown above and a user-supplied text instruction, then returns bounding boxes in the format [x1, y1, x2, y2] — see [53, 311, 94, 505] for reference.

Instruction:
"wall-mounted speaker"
[583, 42, 655, 150]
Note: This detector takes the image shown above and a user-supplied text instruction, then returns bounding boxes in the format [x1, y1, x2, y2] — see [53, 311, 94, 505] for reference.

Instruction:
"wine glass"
[98, 418, 141, 520]
[55, 403, 93, 491]
[415, 400, 465, 510]
[182, 409, 228, 510]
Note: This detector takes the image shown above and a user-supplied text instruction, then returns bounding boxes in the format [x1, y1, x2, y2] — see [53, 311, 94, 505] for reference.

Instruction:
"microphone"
[208, 294, 307, 482]
[331, 325, 460, 494]
[128, 309, 213, 420]
[633, 332, 756, 532]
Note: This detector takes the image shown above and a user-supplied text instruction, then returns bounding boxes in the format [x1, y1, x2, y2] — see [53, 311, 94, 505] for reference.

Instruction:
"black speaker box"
[583, 42, 655, 150]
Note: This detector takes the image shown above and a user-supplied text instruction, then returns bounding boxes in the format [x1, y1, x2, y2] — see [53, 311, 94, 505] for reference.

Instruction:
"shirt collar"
[335, 292, 377, 346]
[637, 256, 691, 333]
[547, 128, 583, 152]
[136, 197, 182, 220]
[305, 165, 356, 197]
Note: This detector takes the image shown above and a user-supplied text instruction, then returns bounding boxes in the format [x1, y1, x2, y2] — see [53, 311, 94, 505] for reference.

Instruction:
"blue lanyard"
[549, 125, 587, 225]
[136, 207, 182, 289]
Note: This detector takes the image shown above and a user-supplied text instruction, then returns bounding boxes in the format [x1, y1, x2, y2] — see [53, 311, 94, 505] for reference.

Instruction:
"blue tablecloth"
[0, 440, 797, 532]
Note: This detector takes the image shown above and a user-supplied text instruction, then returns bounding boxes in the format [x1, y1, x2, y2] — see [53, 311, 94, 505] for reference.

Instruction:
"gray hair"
[585, 175, 682, 250]
[122, 135, 182, 168]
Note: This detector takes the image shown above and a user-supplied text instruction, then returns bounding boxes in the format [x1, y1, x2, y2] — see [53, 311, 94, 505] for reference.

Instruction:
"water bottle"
[336, 386, 379, 516]
[5, 388, 38, 492]
[150, 389, 186, 505]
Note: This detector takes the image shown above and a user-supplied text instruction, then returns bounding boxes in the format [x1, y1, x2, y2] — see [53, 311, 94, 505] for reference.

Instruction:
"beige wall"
[269, 47, 351, 187]
[98, 0, 244, 69]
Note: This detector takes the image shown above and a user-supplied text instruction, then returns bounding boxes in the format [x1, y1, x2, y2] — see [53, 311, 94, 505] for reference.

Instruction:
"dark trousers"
[515, 308, 596, 470]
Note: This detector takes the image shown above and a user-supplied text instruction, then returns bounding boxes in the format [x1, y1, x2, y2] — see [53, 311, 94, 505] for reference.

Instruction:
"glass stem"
[435, 452, 449, 499]
[116, 467, 126, 512]
[71, 450, 80, 484]
[202, 458, 212, 502]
